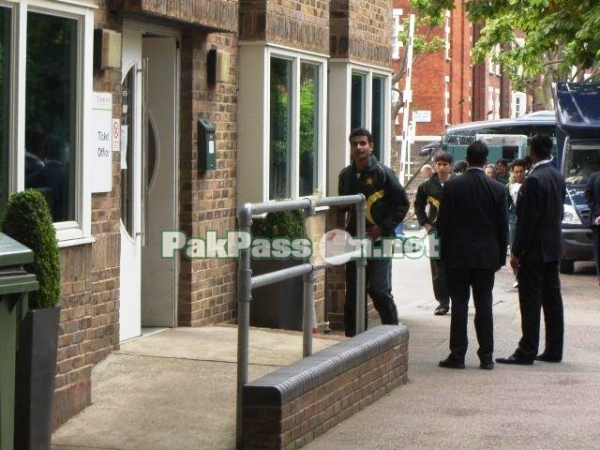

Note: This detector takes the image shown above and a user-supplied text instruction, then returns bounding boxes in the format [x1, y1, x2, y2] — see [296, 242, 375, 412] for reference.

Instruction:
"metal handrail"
[235, 194, 366, 448]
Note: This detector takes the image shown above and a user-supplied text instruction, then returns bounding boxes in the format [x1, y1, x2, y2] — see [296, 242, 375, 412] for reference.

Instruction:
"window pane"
[25, 12, 77, 222]
[299, 62, 318, 197]
[270, 57, 292, 200]
[0, 7, 11, 211]
[371, 76, 384, 160]
[351, 72, 365, 130]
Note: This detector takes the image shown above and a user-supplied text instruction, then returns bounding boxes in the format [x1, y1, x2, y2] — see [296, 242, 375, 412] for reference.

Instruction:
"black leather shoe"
[495, 354, 534, 365]
[438, 358, 465, 369]
[480, 361, 495, 370]
[535, 353, 562, 363]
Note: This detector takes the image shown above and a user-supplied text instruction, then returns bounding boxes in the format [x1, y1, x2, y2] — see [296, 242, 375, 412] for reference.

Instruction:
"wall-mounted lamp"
[207, 48, 230, 85]
[94, 29, 122, 70]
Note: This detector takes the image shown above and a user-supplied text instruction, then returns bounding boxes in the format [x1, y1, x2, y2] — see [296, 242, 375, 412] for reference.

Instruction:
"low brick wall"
[241, 325, 409, 449]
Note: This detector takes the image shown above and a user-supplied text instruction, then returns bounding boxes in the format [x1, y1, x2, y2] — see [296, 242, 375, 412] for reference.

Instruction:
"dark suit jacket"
[437, 167, 508, 270]
[511, 162, 566, 262]
[585, 171, 600, 227]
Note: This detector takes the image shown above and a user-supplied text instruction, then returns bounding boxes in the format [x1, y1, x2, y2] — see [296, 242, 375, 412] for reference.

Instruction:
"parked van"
[554, 82, 600, 273]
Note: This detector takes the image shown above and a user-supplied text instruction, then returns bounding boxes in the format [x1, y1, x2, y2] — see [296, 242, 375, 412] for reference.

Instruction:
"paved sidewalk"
[52, 252, 600, 450]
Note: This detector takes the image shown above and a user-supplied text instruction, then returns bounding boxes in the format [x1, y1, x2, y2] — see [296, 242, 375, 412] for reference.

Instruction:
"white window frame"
[6, 0, 95, 245]
[444, 10, 451, 61]
[349, 66, 391, 163]
[392, 8, 403, 60]
[237, 43, 328, 204]
[328, 61, 392, 195]
[511, 91, 527, 118]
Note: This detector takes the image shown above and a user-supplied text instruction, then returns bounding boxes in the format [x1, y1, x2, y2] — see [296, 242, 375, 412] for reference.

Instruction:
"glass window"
[299, 62, 318, 197]
[25, 11, 77, 222]
[270, 57, 292, 200]
[0, 7, 11, 211]
[0, 2, 92, 240]
[564, 142, 600, 185]
[351, 72, 365, 130]
[371, 76, 384, 160]
[239, 47, 325, 203]
[268, 55, 323, 200]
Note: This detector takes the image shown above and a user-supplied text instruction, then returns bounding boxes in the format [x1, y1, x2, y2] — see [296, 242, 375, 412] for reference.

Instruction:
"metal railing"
[235, 194, 366, 448]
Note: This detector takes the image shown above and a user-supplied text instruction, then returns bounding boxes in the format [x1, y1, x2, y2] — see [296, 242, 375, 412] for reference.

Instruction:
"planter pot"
[14, 305, 61, 450]
[250, 259, 303, 331]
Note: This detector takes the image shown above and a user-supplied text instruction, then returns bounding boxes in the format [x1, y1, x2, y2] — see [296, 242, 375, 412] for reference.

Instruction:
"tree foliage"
[406, 0, 600, 109]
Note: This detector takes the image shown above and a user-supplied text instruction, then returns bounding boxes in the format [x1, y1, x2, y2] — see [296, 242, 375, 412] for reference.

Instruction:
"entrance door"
[120, 28, 178, 341]
[141, 37, 178, 327]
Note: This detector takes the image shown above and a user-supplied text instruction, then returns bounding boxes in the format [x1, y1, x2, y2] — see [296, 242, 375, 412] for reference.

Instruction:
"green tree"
[412, 0, 600, 109]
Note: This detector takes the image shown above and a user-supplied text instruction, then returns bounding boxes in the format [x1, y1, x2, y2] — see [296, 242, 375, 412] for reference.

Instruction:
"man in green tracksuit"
[338, 128, 409, 337]
[414, 151, 453, 315]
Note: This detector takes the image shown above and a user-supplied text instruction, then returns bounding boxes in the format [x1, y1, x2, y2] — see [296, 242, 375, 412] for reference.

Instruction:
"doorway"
[120, 26, 179, 341]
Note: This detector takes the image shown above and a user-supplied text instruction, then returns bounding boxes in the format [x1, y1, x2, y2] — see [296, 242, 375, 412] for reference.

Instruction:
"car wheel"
[559, 258, 575, 274]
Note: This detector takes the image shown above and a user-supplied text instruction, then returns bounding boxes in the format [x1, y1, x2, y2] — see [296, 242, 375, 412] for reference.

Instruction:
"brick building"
[392, 0, 528, 150]
[0, 0, 396, 430]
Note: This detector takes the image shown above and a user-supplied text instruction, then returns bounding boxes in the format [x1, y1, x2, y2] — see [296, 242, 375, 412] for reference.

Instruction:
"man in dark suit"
[585, 170, 600, 284]
[497, 134, 567, 365]
[436, 141, 508, 370]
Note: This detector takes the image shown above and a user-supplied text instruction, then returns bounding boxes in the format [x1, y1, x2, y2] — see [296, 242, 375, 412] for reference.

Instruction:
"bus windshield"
[563, 140, 600, 185]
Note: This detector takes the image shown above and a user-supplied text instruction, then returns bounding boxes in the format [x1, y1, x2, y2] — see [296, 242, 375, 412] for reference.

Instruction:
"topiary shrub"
[1, 189, 61, 308]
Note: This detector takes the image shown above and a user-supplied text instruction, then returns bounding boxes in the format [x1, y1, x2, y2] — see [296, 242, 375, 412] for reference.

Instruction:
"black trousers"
[344, 257, 399, 337]
[446, 268, 495, 363]
[516, 259, 564, 359]
[593, 226, 600, 283]
[430, 258, 450, 308]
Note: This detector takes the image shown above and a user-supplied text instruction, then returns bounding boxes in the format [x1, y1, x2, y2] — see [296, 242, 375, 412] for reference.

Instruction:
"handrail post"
[303, 269, 316, 357]
[356, 196, 367, 334]
[303, 198, 317, 357]
[236, 204, 253, 450]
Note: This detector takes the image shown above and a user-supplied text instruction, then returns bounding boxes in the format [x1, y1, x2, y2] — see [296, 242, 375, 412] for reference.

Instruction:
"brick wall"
[331, 0, 391, 67]
[178, 29, 240, 326]
[52, 10, 123, 428]
[239, 0, 329, 53]
[449, 0, 473, 126]
[242, 325, 409, 449]
[108, 0, 238, 32]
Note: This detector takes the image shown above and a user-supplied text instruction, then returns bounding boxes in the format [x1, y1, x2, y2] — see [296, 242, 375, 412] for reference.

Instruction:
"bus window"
[563, 141, 600, 185]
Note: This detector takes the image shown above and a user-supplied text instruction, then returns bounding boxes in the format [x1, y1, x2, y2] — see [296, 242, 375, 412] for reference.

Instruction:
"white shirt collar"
[529, 156, 553, 173]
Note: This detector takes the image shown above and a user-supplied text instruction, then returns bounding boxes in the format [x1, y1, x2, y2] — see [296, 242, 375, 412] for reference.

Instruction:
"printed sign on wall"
[91, 92, 113, 193]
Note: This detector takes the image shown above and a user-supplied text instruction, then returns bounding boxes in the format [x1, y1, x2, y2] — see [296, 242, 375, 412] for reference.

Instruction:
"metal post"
[399, 13, 416, 185]
[355, 197, 367, 334]
[303, 269, 316, 357]
[303, 199, 316, 357]
[235, 204, 253, 450]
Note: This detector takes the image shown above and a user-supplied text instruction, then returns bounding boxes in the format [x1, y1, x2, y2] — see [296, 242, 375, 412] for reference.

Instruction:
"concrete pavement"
[51, 242, 600, 450]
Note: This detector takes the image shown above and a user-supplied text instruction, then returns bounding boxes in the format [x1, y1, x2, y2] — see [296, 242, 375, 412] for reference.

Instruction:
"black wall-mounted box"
[198, 119, 216, 171]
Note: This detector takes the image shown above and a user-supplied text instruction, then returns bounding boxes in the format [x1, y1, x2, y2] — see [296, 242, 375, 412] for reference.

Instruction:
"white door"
[120, 29, 143, 341]
[120, 28, 178, 341]
[141, 36, 178, 327]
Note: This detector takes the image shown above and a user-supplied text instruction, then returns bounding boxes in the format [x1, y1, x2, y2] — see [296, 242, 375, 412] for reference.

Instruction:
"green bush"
[1, 189, 61, 308]
[258, 209, 305, 240]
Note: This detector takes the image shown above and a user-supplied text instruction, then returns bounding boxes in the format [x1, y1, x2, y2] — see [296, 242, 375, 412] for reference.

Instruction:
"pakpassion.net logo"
[161, 229, 440, 265]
